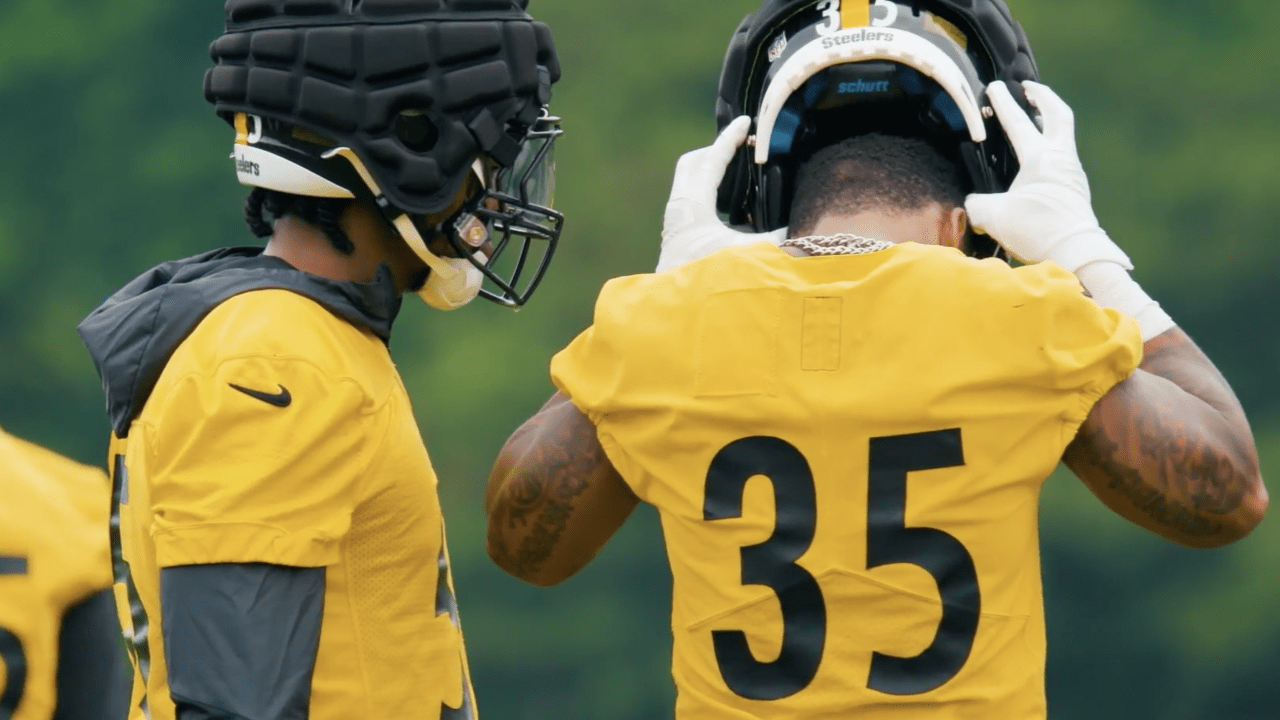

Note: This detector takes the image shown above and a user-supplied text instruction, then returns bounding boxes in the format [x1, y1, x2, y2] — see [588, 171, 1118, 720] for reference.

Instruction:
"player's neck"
[264, 216, 366, 283]
[797, 204, 966, 251]
[264, 208, 424, 294]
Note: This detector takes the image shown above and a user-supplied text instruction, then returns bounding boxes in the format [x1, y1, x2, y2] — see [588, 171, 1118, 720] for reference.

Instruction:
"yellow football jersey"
[0, 429, 113, 720]
[551, 242, 1142, 719]
[109, 289, 475, 720]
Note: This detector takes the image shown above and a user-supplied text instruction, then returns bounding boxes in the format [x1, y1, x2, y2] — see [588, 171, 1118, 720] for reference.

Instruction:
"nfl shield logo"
[768, 33, 787, 62]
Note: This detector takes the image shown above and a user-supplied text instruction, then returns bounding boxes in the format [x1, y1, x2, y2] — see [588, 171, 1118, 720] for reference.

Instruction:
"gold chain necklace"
[778, 233, 894, 256]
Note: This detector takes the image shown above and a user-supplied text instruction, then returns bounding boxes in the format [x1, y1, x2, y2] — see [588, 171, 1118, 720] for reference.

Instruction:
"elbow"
[1219, 432, 1269, 544]
[521, 554, 592, 587]
[1180, 431, 1268, 548]
[1186, 470, 1269, 550]
[484, 536, 572, 587]
[520, 568, 573, 588]
[1221, 454, 1269, 545]
[484, 509, 575, 588]
[1224, 472, 1269, 544]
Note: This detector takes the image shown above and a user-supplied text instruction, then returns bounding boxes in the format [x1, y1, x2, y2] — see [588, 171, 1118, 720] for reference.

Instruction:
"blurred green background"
[1, 0, 1276, 717]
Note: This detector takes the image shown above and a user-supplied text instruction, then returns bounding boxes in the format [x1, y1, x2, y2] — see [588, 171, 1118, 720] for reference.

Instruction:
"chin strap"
[322, 146, 488, 311]
[392, 215, 485, 311]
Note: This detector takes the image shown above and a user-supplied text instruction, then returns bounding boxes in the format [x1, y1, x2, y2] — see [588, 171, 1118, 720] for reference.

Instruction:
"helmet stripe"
[841, 0, 871, 30]
[234, 113, 249, 146]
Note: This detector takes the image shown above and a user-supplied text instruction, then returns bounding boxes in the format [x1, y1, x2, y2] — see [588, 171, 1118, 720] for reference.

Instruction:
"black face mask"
[442, 112, 565, 309]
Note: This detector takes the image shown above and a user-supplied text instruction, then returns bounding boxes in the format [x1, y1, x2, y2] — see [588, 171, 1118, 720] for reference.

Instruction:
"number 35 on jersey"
[702, 430, 981, 701]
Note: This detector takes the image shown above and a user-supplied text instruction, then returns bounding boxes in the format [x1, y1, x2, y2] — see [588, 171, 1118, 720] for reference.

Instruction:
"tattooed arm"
[486, 392, 640, 586]
[1063, 327, 1268, 548]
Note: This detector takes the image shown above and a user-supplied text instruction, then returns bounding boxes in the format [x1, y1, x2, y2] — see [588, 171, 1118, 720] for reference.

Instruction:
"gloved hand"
[658, 115, 787, 273]
[965, 81, 1132, 273]
[968, 81, 1174, 341]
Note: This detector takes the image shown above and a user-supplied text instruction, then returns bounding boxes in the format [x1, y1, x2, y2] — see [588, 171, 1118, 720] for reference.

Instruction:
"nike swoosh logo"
[229, 383, 292, 408]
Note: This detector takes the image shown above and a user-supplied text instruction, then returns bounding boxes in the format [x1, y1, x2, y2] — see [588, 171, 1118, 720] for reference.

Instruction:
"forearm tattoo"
[1068, 409, 1240, 538]
[488, 411, 597, 577]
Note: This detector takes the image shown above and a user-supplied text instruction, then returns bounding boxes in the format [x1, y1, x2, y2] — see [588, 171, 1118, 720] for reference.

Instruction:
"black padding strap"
[161, 564, 325, 720]
[469, 108, 521, 166]
[53, 589, 130, 720]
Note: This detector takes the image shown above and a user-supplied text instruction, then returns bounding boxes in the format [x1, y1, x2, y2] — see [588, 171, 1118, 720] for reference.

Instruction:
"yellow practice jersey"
[109, 289, 475, 720]
[551, 242, 1142, 719]
[0, 429, 113, 720]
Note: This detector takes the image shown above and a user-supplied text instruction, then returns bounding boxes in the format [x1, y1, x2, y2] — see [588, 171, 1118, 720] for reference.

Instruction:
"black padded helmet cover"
[206, 0, 561, 215]
[715, 0, 1038, 229]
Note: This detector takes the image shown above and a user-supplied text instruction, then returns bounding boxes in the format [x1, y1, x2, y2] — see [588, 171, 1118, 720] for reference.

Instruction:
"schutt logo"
[839, 78, 891, 94]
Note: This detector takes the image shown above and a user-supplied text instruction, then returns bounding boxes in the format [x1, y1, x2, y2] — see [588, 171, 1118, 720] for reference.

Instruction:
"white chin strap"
[754, 26, 987, 166]
[392, 215, 485, 311]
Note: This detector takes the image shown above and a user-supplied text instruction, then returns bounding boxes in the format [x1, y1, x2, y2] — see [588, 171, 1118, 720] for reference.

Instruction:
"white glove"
[658, 116, 787, 273]
[967, 81, 1173, 341]
[965, 81, 1132, 273]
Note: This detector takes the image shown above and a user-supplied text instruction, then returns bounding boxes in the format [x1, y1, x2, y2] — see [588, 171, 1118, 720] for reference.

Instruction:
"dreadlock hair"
[788, 133, 968, 239]
[244, 187, 356, 255]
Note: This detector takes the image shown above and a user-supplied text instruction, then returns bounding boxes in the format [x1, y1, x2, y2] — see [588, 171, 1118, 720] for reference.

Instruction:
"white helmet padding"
[754, 25, 987, 167]
[233, 144, 355, 199]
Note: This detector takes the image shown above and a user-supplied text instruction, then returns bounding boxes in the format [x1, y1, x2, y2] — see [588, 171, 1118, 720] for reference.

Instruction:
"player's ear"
[941, 206, 969, 251]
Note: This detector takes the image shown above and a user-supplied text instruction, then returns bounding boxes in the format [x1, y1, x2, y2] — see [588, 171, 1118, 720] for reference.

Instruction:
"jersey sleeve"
[550, 274, 667, 421]
[550, 273, 688, 494]
[146, 354, 382, 568]
[1012, 262, 1145, 425]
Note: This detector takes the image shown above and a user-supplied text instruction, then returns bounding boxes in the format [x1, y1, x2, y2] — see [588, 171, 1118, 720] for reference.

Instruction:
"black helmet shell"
[206, 0, 560, 215]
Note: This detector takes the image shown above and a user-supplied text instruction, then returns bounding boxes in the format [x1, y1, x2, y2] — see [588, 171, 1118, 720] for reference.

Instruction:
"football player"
[0, 427, 128, 719]
[485, 0, 1268, 718]
[77, 1, 561, 718]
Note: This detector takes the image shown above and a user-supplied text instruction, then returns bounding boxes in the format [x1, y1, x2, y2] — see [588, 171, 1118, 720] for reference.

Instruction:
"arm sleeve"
[161, 563, 325, 720]
[53, 589, 130, 720]
[147, 355, 381, 568]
